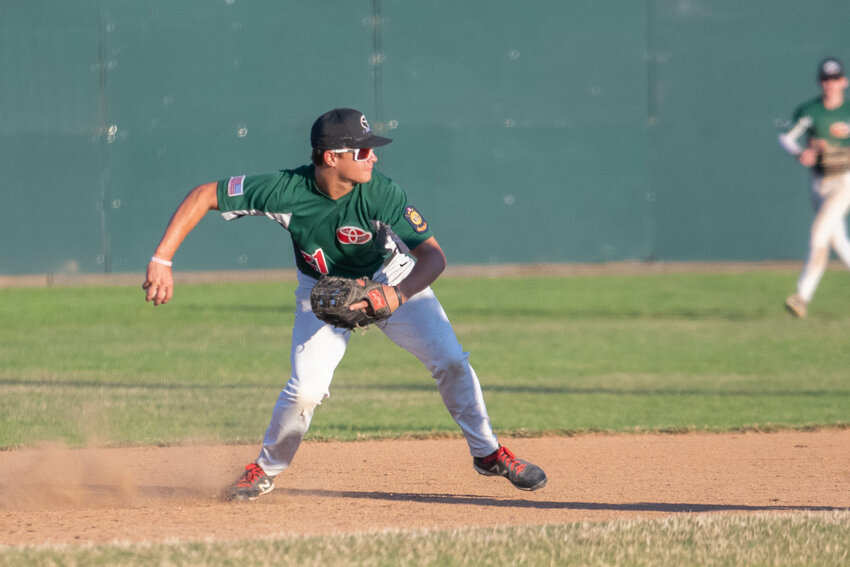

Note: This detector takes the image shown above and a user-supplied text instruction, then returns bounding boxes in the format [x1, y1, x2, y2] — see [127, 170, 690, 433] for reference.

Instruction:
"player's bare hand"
[142, 262, 174, 306]
[799, 148, 819, 168]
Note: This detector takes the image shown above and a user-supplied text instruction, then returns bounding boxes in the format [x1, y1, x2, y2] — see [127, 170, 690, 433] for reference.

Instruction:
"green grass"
[2, 270, 849, 565]
[1, 270, 849, 448]
[2, 512, 848, 566]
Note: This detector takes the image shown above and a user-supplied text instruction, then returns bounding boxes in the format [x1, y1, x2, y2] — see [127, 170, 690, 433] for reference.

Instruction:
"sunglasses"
[329, 148, 374, 161]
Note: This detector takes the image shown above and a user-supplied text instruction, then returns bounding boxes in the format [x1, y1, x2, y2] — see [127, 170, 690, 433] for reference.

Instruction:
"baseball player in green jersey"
[779, 58, 850, 318]
[143, 108, 548, 501]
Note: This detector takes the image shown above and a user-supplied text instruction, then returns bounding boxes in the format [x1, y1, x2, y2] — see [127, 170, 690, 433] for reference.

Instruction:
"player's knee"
[281, 381, 327, 413]
[430, 352, 469, 382]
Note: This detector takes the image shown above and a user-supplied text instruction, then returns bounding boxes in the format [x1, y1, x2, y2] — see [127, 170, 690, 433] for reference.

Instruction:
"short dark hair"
[311, 148, 326, 167]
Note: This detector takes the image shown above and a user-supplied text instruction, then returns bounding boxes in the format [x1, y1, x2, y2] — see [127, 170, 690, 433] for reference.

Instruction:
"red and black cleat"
[229, 462, 274, 502]
[473, 446, 548, 491]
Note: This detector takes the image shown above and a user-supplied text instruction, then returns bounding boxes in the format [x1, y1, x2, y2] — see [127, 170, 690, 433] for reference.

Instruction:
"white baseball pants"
[797, 170, 850, 302]
[256, 254, 500, 476]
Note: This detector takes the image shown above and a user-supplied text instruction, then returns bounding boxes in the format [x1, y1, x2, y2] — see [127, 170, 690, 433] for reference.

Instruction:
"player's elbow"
[778, 133, 803, 157]
[432, 248, 447, 274]
[412, 238, 447, 274]
[429, 251, 447, 281]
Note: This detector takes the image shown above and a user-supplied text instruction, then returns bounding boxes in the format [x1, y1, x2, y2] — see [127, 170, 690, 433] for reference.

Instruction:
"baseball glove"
[819, 146, 850, 175]
[310, 276, 394, 329]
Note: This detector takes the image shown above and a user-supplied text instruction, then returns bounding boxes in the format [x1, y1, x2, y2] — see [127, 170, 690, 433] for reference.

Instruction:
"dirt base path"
[1, 430, 848, 546]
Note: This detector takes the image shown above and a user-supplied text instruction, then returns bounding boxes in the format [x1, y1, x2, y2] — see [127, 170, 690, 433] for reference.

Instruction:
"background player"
[779, 58, 850, 318]
[142, 108, 548, 500]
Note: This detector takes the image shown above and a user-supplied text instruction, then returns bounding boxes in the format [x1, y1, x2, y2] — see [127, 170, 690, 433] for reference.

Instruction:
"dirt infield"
[1, 430, 848, 546]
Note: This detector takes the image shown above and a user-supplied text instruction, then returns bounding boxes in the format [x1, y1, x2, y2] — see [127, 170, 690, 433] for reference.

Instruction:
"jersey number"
[300, 248, 329, 275]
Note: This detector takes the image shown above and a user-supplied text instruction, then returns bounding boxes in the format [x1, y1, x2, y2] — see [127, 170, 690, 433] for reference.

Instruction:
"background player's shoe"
[229, 462, 274, 502]
[785, 294, 808, 318]
[473, 446, 548, 491]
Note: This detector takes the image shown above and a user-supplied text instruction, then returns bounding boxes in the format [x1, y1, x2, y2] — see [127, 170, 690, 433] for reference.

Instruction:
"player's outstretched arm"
[143, 182, 219, 306]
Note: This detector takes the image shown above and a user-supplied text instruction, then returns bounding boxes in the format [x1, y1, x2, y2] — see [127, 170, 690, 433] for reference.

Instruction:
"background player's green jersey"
[791, 97, 850, 148]
[216, 165, 433, 278]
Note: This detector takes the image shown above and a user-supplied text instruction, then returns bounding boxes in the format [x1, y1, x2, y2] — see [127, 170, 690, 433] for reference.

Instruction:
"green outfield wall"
[2, 1, 847, 275]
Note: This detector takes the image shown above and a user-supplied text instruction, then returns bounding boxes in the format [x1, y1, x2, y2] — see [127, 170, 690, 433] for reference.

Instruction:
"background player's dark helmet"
[818, 58, 844, 81]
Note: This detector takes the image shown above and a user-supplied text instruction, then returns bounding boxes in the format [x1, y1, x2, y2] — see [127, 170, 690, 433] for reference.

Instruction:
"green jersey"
[788, 96, 850, 149]
[216, 165, 432, 278]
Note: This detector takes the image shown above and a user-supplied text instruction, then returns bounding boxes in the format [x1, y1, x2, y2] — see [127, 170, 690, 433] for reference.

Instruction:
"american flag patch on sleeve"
[227, 175, 246, 197]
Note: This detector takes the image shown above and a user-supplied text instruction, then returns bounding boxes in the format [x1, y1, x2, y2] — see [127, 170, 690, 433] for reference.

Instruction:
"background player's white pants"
[256, 256, 500, 477]
[797, 171, 850, 302]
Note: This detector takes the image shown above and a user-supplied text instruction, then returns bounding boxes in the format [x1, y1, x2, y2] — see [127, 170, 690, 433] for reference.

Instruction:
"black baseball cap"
[310, 108, 392, 150]
[818, 57, 844, 80]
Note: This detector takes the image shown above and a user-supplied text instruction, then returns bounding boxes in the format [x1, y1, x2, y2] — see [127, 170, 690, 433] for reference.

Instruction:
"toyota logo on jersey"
[830, 121, 850, 139]
[337, 226, 372, 245]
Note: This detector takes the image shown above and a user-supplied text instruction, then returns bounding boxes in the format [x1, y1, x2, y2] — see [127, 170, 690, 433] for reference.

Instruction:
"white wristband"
[150, 256, 173, 267]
